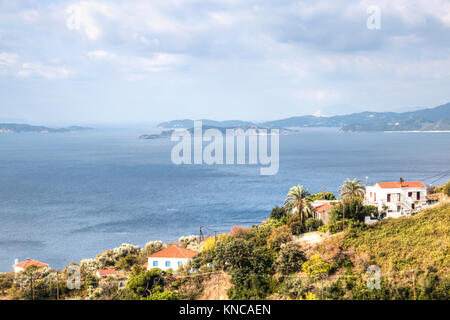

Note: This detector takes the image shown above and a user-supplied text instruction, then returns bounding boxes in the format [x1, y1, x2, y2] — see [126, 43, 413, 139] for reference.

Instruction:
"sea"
[0, 127, 449, 271]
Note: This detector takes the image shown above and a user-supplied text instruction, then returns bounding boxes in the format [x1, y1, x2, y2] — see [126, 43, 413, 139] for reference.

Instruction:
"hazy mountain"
[0, 123, 93, 133]
[157, 102, 450, 132]
[157, 119, 254, 128]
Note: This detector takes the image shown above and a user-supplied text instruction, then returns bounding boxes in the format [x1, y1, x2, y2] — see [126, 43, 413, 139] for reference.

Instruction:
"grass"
[343, 203, 450, 275]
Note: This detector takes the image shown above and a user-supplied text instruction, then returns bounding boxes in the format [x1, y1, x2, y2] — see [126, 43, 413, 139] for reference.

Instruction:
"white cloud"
[17, 62, 70, 79]
[0, 52, 18, 67]
[87, 50, 115, 59]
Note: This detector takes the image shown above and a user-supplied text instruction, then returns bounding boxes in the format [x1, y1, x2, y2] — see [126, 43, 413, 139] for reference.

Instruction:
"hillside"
[340, 202, 450, 276]
[0, 123, 92, 134]
[157, 102, 450, 132]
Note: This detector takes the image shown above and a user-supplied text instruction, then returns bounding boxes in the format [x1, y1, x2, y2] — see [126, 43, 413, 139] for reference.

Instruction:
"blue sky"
[1, 0, 450, 125]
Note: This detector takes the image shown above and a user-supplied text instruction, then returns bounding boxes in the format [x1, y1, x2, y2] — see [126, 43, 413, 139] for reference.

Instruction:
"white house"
[365, 181, 427, 218]
[96, 269, 117, 278]
[147, 246, 199, 271]
[13, 258, 49, 273]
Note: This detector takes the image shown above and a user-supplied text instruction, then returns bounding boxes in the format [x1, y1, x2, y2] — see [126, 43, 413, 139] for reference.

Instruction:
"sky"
[1, 0, 450, 125]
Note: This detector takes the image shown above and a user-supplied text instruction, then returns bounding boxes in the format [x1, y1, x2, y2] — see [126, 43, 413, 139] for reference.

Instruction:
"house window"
[374, 193, 376, 201]
[408, 192, 412, 197]
[387, 194, 391, 202]
[397, 206, 401, 212]
[411, 203, 415, 210]
[178, 261, 182, 266]
[165, 261, 171, 267]
[153, 261, 158, 267]
[417, 192, 420, 200]
[370, 192, 372, 197]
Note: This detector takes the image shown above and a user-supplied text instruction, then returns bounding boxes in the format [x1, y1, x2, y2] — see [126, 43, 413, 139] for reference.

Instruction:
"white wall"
[147, 257, 190, 271]
[365, 185, 427, 218]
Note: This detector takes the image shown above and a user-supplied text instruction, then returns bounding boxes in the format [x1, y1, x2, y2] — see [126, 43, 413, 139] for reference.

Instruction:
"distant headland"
[0, 123, 93, 134]
[154, 102, 450, 133]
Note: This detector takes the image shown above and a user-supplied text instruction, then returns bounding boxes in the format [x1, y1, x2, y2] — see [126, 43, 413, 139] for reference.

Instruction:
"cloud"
[17, 62, 70, 79]
[0, 52, 18, 67]
[87, 50, 115, 58]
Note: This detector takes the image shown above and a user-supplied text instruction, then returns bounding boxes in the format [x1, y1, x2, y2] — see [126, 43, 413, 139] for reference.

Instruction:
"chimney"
[14, 258, 19, 265]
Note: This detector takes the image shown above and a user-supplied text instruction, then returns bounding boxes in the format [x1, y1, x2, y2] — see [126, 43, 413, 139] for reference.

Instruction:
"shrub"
[302, 255, 332, 281]
[270, 206, 287, 220]
[143, 241, 166, 256]
[267, 225, 292, 250]
[443, 181, 450, 196]
[117, 254, 138, 271]
[230, 226, 250, 238]
[304, 218, 323, 232]
[275, 243, 307, 275]
[329, 199, 375, 223]
[308, 192, 336, 201]
[280, 274, 311, 299]
[214, 238, 274, 299]
[143, 290, 178, 300]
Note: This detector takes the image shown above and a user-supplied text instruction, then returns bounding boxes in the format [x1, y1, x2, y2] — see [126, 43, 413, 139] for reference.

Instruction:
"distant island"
[156, 102, 450, 132]
[139, 124, 294, 139]
[0, 123, 93, 134]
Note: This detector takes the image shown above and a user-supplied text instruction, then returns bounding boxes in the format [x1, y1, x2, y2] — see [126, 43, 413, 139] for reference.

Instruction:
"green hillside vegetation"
[342, 203, 450, 275]
[1, 191, 448, 300]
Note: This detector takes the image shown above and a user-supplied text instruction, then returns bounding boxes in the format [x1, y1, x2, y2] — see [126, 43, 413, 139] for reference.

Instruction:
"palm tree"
[339, 178, 366, 230]
[284, 185, 312, 226]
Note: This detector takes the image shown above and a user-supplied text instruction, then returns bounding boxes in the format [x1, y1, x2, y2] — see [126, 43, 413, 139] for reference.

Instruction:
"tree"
[0, 272, 13, 295]
[275, 243, 307, 275]
[117, 254, 138, 271]
[339, 179, 366, 230]
[443, 181, 450, 197]
[214, 238, 274, 299]
[267, 225, 292, 250]
[270, 206, 287, 220]
[284, 185, 312, 228]
[308, 192, 336, 201]
[126, 267, 166, 298]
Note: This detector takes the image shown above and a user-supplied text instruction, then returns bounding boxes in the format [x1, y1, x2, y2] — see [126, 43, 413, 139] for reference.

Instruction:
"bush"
[304, 218, 323, 232]
[270, 206, 287, 220]
[280, 274, 311, 299]
[117, 254, 138, 271]
[329, 199, 376, 223]
[302, 255, 332, 281]
[443, 181, 450, 196]
[143, 290, 178, 300]
[267, 225, 292, 250]
[308, 192, 336, 201]
[214, 238, 274, 299]
[287, 213, 303, 235]
[275, 243, 306, 275]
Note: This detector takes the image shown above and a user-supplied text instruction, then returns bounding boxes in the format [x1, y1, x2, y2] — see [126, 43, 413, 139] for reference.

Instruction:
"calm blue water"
[0, 128, 449, 271]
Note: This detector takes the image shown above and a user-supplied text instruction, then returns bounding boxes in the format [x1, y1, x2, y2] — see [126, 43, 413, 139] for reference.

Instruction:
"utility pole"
[56, 271, 60, 300]
[199, 226, 204, 242]
[214, 231, 217, 243]
[30, 272, 34, 300]
[412, 270, 416, 300]
[216, 272, 220, 300]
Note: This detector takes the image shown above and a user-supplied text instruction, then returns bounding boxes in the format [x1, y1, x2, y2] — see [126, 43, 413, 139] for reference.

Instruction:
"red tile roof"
[14, 259, 49, 269]
[147, 246, 199, 259]
[97, 269, 117, 276]
[313, 203, 333, 212]
[376, 181, 426, 189]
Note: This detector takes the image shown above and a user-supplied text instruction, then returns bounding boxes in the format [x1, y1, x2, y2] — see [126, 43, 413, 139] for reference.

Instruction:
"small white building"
[147, 246, 199, 271]
[96, 269, 117, 278]
[13, 258, 49, 273]
[365, 181, 428, 218]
